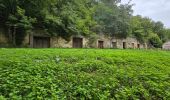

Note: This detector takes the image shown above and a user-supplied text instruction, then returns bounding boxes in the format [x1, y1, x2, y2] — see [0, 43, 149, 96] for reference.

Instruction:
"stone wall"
[51, 36, 89, 48]
[50, 35, 147, 49]
[0, 28, 147, 49]
[25, 30, 51, 48]
[163, 41, 170, 50]
[0, 28, 8, 46]
[96, 35, 111, 48]
[51, 37, 72, 48]
[111, 37, 146, 49]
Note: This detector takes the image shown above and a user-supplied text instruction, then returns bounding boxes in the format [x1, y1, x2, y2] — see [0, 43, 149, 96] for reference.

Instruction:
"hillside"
[0, 49, 170, 99]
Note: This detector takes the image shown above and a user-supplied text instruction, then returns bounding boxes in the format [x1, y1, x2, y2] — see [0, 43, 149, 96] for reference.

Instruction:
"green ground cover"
[0, 49, 170, 99]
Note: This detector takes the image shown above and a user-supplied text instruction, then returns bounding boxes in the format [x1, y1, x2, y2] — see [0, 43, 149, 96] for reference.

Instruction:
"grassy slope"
[0, 49, 170, 99]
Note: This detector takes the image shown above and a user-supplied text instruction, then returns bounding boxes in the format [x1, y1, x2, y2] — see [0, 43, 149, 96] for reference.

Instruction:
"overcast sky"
[121, 0, 170, 28]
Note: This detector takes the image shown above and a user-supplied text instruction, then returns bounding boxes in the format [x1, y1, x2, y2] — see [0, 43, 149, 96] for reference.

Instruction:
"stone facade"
[162, 41, 170, 50]
[24, 32, 147, 49]
[0, 29, 147, 49]
[111, 37, 147, 49]
[51, 36, 89, 48]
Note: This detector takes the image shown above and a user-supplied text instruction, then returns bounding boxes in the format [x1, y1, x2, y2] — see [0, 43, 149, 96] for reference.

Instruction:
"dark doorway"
[73, 37, 83, 48]
[123, 42, 127, 49]
[98, 41, 104, 48]
[131, 43, 135, 48]
[112, 42, 117, 48]
[137, 44, 140, 48]
[33, 37, 50, 48]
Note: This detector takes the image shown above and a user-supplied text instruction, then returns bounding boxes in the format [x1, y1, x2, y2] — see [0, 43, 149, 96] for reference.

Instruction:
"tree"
[44, 0, 96, 40]
[149, 33, 162, 48]
[0, 0, 169, 48]
[130, 15, 169, 48]
[131, 15, 146, 42]
[93, 0, 132, 38]
[0, 0, 35, 46]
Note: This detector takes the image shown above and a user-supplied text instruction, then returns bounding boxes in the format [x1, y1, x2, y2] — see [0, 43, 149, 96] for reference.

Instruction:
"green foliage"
[87, 34, 98, 47]
[149, 34, 163, 48]
[131, 15, 170, 47]
[0, 0, 170, 47]
[93, 1, 132, 38]
[0, 49, 170, 99]
[0, 0, 36, 46]
[131, 16, 151, 42]
[44, 0, 96, 40]
[165, 29, 170, 40]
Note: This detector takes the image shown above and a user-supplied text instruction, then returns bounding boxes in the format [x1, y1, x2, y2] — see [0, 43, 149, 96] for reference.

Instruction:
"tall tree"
[93, 0, 132, 38]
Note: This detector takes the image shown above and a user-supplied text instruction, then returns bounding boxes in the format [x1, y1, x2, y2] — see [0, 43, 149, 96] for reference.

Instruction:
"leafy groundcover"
[0, 49, 170, 99]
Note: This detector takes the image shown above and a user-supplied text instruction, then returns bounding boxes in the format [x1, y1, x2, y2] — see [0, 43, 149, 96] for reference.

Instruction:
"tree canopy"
[0, 0, 170, 47]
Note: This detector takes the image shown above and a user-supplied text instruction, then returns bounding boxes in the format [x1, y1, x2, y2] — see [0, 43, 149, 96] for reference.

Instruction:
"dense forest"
[0, 0, 170, 47]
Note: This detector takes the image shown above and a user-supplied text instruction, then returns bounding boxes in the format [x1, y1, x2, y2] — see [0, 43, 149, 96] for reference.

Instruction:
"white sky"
[121, 0, 170, 28]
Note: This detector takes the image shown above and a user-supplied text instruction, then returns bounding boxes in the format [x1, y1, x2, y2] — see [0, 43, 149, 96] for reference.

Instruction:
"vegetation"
[0, 0, 170, 47]
[0, 49, 170, 99]
[130, 15, 170, 47]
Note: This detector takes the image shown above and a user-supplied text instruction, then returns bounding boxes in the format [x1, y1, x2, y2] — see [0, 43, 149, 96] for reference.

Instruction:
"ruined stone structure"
[0, 29, 147, 49]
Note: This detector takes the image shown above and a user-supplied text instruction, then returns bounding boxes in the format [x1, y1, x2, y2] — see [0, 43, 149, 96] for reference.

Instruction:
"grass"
[0, 48, 170, 99]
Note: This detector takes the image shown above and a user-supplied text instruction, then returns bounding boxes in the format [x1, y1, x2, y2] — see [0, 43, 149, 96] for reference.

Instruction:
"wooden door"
[98, 41, 104, 48]
[112, 42, 117, 48]
[123, 42, 127, 49]
[73, 37, 83, 48]
[132, 43, 135, 48]
[33, 37, 50, 48]
[137, 44, 140, 48]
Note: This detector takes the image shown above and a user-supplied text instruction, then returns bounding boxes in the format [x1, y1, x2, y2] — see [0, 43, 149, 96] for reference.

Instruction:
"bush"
[149, 34, 163, 48]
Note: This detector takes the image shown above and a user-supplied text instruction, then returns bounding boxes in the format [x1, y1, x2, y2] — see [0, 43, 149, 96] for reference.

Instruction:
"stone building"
[0, 29, 147, 49]
[162, 41, 170, 50]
